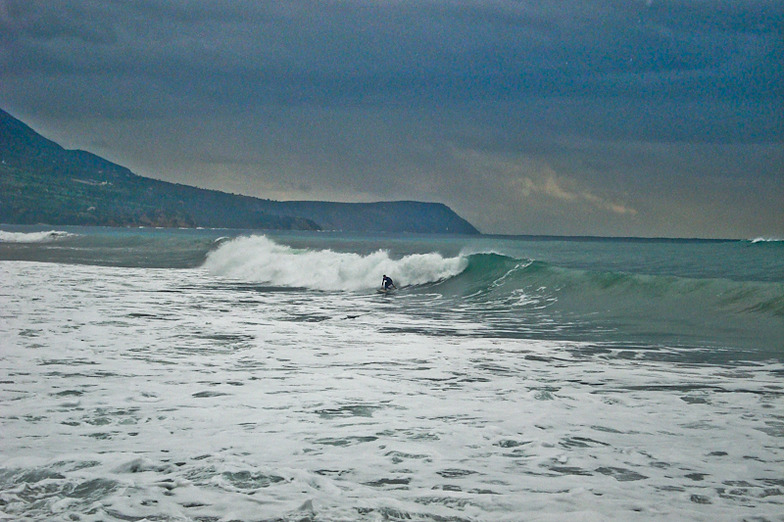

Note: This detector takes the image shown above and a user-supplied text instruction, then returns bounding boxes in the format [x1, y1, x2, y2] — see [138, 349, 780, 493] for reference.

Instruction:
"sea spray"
[0, 230, 74, 243]
[202, 235, 467, 291]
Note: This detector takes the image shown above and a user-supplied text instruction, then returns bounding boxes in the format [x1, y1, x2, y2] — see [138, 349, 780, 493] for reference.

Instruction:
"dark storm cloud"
[4, 1, 780, 116]
[1, 0, 781, 237]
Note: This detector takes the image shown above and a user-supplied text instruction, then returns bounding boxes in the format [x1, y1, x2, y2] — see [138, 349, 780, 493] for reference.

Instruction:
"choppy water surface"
[1, 228, 783, 520]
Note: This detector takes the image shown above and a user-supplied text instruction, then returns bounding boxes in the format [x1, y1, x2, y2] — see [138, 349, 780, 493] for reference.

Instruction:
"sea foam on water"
[1, 228, 782, 520]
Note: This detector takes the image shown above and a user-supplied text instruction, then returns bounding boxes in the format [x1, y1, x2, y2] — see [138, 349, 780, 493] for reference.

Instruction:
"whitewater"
[1, 226, 782, 521]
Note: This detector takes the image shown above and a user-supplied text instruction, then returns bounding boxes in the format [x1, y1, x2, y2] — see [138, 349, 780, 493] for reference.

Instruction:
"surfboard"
[376, 287, 395, 294]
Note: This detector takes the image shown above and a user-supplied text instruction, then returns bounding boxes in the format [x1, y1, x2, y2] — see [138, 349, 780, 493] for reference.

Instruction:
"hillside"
[0, 109, 479, 234]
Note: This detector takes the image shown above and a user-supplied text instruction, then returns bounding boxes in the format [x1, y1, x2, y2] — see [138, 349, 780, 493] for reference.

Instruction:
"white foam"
[202, 234, 467, 291]
[0, 229, 74, 243]
[1, 259, 782, 521]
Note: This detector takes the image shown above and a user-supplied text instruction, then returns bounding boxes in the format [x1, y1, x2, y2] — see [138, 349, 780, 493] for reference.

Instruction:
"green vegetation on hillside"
[0, 109, 479, 234]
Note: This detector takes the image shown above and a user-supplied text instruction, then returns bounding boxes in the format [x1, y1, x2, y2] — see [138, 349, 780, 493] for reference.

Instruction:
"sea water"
[1, 226, 782, 521]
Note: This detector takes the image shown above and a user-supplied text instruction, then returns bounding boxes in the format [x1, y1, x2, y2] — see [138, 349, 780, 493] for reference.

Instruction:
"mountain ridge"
[0, 109, 479, 234]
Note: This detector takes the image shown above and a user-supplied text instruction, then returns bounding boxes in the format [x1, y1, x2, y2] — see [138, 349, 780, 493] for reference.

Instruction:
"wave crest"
[0, 230, 74, 243]
[202, 235, 467, 291]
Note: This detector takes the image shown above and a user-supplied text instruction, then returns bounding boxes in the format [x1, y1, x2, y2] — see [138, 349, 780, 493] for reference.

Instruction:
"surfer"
[382, 275, 396, 291]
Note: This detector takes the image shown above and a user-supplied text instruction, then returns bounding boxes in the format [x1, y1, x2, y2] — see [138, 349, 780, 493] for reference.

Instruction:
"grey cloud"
[5, 1, 780, 105]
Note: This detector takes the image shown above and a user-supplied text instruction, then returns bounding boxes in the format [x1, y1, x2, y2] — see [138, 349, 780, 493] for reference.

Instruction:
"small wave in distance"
[0, 230, 74, 243]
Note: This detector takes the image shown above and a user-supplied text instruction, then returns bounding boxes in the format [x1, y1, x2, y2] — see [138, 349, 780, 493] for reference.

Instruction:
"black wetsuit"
[382, 276, 395, 290]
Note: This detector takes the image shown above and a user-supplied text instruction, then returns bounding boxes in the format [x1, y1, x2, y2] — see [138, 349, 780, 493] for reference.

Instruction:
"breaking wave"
[749, 237, 784, 244]
[0, 230, 74, 243]
[203, 235, 467, 291]
[203, 235, 783, 319]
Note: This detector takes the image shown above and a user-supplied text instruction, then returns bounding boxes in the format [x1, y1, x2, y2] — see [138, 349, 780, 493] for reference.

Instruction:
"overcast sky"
[1, 0, 781, 238]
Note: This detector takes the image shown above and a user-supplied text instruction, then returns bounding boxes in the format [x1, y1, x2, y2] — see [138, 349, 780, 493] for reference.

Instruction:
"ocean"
[1, 225, 782, 521]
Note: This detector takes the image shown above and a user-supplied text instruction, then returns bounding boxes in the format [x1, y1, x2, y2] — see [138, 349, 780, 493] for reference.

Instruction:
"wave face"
[452, 253, 784, 317]
[203, 235, 467, 291]
[437, 252, 783, 358]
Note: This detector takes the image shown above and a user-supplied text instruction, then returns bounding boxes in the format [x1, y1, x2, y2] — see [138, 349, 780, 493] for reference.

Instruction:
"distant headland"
[0, 109, 479, 234]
